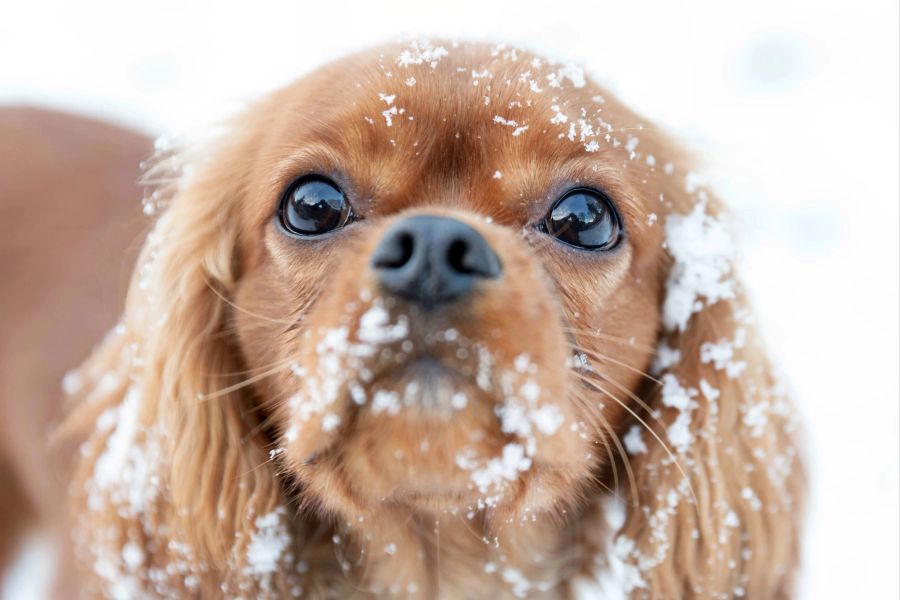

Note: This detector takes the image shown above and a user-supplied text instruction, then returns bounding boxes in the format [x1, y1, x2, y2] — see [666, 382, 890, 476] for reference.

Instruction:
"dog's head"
[66, 41, 804, 597]
[230, 43, 666, 517]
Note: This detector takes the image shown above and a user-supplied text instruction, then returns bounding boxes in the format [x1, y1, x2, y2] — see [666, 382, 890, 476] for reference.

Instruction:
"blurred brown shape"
[0, 107, 150, 592]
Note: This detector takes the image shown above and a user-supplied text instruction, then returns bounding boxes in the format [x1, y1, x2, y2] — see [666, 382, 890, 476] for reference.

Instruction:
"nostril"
[373, 231, 415, 270]
[446, 236, 501, 279]
[446, 239, 472, 275]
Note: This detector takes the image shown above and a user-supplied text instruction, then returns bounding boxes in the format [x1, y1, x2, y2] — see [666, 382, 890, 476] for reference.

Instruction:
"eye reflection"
[280, 176, 351, 236]
[544, 188, 622, 250]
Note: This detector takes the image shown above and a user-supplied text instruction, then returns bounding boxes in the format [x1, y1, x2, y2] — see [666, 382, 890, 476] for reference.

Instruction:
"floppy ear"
[615, 201, 806, 599]
[59, 128, 298, 595]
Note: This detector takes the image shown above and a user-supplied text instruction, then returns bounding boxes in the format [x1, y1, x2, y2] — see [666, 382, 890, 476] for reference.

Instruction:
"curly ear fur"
[614, 202, 806, 598]
[59, 122, 301, 596]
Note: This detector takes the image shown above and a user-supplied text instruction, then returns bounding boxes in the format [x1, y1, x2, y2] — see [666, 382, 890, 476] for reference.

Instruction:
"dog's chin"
[291, 358, 563, 514]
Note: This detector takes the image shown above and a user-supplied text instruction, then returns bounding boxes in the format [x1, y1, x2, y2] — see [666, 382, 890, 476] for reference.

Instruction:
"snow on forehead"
[366, 40, 591, 97]
[343, 41, 611, 152]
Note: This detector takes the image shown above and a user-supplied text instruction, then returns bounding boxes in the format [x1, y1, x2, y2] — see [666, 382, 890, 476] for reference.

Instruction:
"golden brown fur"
[58, 42, 805, 598]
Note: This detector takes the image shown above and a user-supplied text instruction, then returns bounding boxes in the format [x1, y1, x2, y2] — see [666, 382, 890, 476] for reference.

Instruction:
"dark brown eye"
[543, 188, 622, 250]
[279, 176, 351, 236]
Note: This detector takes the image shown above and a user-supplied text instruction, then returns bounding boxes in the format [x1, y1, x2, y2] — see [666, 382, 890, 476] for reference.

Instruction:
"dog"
[55, 40, 805, 598]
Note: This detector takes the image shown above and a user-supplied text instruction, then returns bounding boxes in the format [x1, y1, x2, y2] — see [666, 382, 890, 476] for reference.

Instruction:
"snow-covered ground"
[2, 0, 897, 598]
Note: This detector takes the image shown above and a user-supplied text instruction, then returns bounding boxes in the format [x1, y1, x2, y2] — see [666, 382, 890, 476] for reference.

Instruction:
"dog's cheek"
[556, 255, 663, 477]
[233, 265, 291, 373]
[231, 257, 329, 428]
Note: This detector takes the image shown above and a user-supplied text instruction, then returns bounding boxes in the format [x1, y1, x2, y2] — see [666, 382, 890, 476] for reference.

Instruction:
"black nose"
[371, 215, 502, 307]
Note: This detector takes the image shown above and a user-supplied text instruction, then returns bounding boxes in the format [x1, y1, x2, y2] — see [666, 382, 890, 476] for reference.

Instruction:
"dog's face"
[230, 43, 667, 518]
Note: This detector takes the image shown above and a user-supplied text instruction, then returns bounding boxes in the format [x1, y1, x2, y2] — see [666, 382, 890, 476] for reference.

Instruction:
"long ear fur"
[615, 195, 806, 598]
[58, 125, 300, 596]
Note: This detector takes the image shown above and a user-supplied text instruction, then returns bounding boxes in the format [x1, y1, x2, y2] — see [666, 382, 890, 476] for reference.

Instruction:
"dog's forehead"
[259, 42, 641, 219]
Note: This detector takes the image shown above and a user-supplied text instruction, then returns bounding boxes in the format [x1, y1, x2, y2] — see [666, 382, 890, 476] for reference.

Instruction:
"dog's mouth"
[278, 311, 590, 512]
[286, 357, 506, 507]
[283, 301, 505, 424]
[365, 355, 473, 410]
[353, 349, 498, 417]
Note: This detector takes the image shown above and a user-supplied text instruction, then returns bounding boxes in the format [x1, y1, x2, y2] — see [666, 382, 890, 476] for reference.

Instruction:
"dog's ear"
[59, 122, 296, 594]
[614, 199, 806, 598]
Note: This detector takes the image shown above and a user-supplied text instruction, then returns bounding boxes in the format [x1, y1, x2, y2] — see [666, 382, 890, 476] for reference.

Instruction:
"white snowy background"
[1, 0, 897, 598]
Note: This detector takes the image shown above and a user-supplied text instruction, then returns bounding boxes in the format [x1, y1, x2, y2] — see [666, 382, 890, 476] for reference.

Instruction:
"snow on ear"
[661, 198, 736, 332]
[609, 199, 806, 599]
[60, 129, 296, 595]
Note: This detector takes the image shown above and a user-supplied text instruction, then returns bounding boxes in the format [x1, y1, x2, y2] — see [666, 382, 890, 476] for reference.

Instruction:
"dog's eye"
[543, 188, 622, 250]
[280, 177, 351, 236]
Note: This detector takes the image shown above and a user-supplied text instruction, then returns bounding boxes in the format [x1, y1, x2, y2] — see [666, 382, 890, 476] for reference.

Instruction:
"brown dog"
[38, 41, 805, 598]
